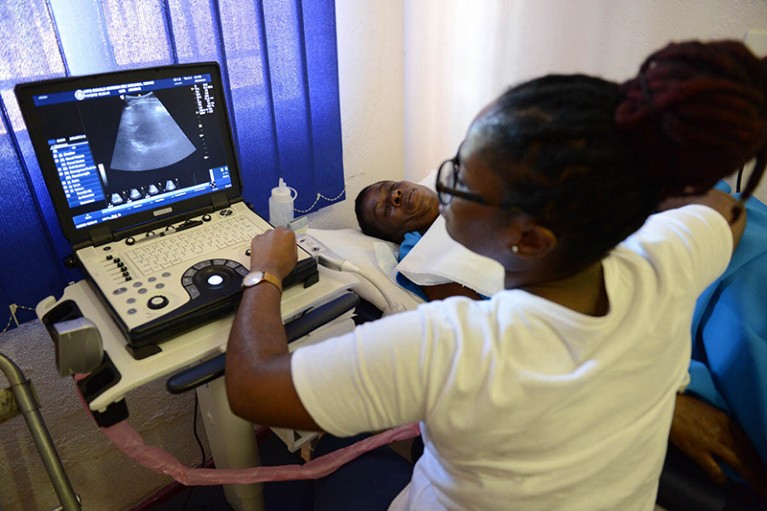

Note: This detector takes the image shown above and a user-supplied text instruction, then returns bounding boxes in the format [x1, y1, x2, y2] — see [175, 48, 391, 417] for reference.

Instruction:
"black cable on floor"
[181, 392, 207, 510]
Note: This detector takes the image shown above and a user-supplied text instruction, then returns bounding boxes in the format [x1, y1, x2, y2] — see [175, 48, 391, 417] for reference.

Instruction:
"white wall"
[307, 0, 405, 229]
[404, 0, 767, 202]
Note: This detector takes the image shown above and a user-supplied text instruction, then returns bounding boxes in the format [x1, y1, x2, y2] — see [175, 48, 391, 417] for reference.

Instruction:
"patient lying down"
[355, 179, 482, 301]
[355, 179, 767, 494]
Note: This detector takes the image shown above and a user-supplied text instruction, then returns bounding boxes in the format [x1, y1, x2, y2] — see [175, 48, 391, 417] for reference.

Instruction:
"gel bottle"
[268, 178, 296, 228]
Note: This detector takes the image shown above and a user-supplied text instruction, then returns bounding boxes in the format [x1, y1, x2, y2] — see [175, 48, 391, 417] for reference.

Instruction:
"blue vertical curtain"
[0, 0, 344, 328]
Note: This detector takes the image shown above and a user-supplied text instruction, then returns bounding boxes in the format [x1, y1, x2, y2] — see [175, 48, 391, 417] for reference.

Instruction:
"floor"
[144, 485, 233, 511]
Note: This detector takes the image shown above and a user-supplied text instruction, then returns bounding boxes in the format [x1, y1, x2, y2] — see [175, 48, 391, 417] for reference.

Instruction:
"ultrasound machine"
[15, 62, 326, 359]
[18, 63, 359, 511]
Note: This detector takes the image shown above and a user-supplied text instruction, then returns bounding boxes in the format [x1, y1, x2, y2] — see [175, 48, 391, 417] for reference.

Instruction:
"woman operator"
[226, 40, 767, 510]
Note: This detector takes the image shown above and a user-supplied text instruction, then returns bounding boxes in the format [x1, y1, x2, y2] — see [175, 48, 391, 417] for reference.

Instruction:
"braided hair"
[473, 40, 767, 269]
[618, 40, 767, 199]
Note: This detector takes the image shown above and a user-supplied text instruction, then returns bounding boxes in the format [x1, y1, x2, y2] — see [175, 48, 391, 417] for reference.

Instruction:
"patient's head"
[355, 180, 439, 243]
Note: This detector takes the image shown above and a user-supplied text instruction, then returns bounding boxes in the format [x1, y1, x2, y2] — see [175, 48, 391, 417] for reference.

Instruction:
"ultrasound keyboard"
[125, 215, 260, 275]
[74, 202, 318, 358]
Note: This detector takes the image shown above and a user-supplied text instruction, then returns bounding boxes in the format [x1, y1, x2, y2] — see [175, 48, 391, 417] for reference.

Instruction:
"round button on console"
[207, 274, 224, 287]
[147, 295, 169, 310]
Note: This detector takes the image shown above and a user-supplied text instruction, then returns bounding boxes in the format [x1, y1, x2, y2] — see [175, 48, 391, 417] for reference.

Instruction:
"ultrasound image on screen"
[32, 74, 233, 229]
[110, 92, 197, 172]
[77, 82, 224, 196]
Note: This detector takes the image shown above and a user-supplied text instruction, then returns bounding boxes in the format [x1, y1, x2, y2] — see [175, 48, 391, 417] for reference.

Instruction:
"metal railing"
[0, 352, 81, 511]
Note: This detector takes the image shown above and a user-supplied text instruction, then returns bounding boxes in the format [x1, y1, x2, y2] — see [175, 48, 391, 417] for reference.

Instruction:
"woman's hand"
[249, 228, 298, 280]
[670, 393, 767, 494]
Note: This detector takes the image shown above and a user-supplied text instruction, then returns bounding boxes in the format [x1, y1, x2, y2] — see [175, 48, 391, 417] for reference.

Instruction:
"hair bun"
[615, 40, 767, 198]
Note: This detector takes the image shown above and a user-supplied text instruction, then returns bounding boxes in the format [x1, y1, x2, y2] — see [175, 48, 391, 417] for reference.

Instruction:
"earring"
[511, 245, 519, 254]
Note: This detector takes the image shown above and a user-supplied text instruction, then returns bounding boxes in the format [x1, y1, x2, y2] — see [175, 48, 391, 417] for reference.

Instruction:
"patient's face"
[360, 180, 440, 243]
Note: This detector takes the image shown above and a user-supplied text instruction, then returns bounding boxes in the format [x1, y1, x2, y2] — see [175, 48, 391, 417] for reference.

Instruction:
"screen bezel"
[15, 62, 243, 248]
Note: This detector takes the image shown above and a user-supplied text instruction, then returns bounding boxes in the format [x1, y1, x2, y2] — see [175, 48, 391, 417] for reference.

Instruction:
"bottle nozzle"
[272, 177, 292, 198]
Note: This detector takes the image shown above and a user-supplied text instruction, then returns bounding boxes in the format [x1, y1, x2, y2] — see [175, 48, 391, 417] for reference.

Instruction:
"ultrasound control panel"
[75, 201, 317, 358]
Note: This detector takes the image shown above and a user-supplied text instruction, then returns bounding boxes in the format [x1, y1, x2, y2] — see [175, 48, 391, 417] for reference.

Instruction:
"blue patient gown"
[395, 231, 491, 301]
[687, 190, 767, 465]
[395, 232, 430, 302]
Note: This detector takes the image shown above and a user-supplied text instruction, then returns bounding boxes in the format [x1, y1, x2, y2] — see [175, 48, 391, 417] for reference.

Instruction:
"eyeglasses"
[435, 155, 521, 211]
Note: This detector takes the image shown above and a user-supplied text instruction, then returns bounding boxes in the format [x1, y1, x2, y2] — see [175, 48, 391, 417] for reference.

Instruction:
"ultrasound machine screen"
[16, 64, 320, 357]
[29, 71, 234, 233]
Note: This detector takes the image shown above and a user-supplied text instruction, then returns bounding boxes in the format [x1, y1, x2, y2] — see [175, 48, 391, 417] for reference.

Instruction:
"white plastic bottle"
[268, 178, 296, 228]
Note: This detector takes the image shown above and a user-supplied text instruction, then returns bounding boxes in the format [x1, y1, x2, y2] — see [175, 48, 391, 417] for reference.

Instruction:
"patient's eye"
[383, 182, 396, 216]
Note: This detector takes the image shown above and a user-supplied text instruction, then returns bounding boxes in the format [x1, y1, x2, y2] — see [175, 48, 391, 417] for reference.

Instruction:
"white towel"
[395, 215, 505, 297]
[307, 228, 424, 314]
